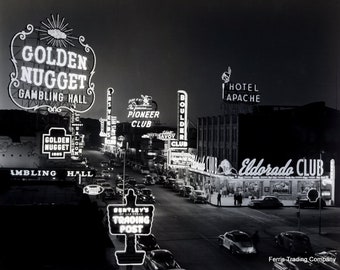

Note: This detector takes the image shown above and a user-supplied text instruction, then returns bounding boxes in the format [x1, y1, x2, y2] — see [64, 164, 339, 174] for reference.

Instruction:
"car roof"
[284, 231, 308, 236]
[151, 249, 172, 255]
[228, 230, 249, 236]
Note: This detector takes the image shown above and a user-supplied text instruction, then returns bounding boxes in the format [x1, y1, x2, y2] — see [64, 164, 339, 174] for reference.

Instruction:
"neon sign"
[170, 90, 188, 149]
[127, 95, 160, 128]
[9, 14, 96, 113]
[238, 158, 324, 177]
[107, 189, 155, 265]
[222, 67, 260, 103]
[42, 127, 71, 159]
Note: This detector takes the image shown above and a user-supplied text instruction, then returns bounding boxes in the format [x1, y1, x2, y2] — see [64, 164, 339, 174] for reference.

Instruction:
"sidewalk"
[209, 193, 297, 207]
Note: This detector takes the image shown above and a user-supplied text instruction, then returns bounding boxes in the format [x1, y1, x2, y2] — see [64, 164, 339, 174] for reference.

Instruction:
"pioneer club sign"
[9, 14, 96, 113]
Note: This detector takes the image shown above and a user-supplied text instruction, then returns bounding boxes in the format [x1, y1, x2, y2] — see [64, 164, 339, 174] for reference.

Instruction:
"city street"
[85, 150, 340, 270]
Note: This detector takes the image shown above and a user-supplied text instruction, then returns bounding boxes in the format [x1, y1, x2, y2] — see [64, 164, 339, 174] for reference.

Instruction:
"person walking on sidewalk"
[234, 193, 237, 206]
[217, 192, 222, 207]
[237, 193, 243, 206]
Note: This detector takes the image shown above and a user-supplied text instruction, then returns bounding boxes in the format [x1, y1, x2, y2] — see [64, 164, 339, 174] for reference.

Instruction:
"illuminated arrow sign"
[107, 189, 155, 266]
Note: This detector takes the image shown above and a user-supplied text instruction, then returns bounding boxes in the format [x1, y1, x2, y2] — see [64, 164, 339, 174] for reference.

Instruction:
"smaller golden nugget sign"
[107, 189, 155, 266]
[42, 127, 71, 159]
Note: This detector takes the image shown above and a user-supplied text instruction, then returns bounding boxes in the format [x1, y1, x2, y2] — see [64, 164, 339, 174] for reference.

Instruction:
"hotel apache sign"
[42, 127, 71, 159]
[107, 189, 155, 266]
[221, 66, 260, 104]
[9, 14, 96, 114]
[127, 94, 160, 128]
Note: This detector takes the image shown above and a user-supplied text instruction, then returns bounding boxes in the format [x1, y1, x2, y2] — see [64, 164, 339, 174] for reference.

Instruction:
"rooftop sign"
[127, 95, 160, 128]
[221, 67, 260, 104]
[9, 14, 96, 113]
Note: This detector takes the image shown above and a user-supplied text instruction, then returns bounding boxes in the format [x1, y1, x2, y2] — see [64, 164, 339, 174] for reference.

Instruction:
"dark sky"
[1, 0, 339, 126]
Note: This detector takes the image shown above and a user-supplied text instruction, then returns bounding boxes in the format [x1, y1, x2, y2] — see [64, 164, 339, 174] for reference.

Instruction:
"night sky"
[0, 0, 339, 126]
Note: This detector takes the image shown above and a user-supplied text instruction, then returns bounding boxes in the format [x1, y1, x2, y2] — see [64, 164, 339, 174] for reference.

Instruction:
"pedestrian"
[237, 193, 243, 206]
[217, 192, 222, 207]
[234, 193, 237, 206]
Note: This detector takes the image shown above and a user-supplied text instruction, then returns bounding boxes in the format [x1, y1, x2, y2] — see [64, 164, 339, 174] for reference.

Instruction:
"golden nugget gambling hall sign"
[9, 14, 96, 113]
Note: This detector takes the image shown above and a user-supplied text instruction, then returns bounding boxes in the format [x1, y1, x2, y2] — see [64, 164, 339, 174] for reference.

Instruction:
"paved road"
[84, 150, 340, 270]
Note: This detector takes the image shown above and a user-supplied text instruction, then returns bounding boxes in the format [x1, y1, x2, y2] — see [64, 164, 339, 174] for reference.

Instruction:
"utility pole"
[318, 151, 323, 235]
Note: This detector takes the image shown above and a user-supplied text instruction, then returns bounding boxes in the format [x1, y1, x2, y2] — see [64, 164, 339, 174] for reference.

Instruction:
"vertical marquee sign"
[170, 90, 188, 149]
[9, 14, 96, 114]
[70, 111, 83, 159]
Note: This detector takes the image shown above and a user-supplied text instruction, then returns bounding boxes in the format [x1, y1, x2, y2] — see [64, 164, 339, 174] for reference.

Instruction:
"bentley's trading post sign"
[9, 14, 96, 114]
[107, 189, 155, 266]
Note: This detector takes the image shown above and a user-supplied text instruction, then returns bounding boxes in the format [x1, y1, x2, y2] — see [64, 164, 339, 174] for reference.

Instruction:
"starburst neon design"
[36, 14, 77, 47]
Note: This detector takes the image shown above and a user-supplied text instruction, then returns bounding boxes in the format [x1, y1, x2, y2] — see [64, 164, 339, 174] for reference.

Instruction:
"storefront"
[187, 158, 336, 206]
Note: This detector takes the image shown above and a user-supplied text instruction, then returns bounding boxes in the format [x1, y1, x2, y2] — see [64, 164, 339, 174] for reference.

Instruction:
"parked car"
[172, 180, 185, 192]
[156, 175, 167, 185]
[272, 249, 340, 270]
[102, 187, 116, 200]
[134, 183, 147, 194]
[101, 170, 112, 178]
[94, 178, 107, 185]
[274, 231, 313, 255]
[144, 249, 182, 270]
[140, 166, 150, 175]
[218, 230, 257, 255]
[179, 185, 194, 197]
[115, 183, 131, 196]
[100, 161, 109, 168]
[99, 182, 113, 190]
[295, 198, 326, 209]
[143, 175, 156, 185]
[137, 234, 160, 251]
[189, 190, 207, 204]
[137, 188, 156, 204]
[248, 196, 283, 209]
[164, 178, 176, 189]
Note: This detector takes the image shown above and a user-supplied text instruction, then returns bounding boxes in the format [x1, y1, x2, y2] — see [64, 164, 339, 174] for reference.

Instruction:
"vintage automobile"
[248, 196, 283, 209]
[137, 188, 156, 204]
[102, 187, 116, 200]
[218, 230, 257, 255]
[136, 234, 160, 251]
[179, 185, 194, 197]
[274, 231, 313, 255]
[295, 198, 326, 209]
[143, 175, 156, 185]
[189, 190, 207, 204]
[144, 249, 182, 270]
